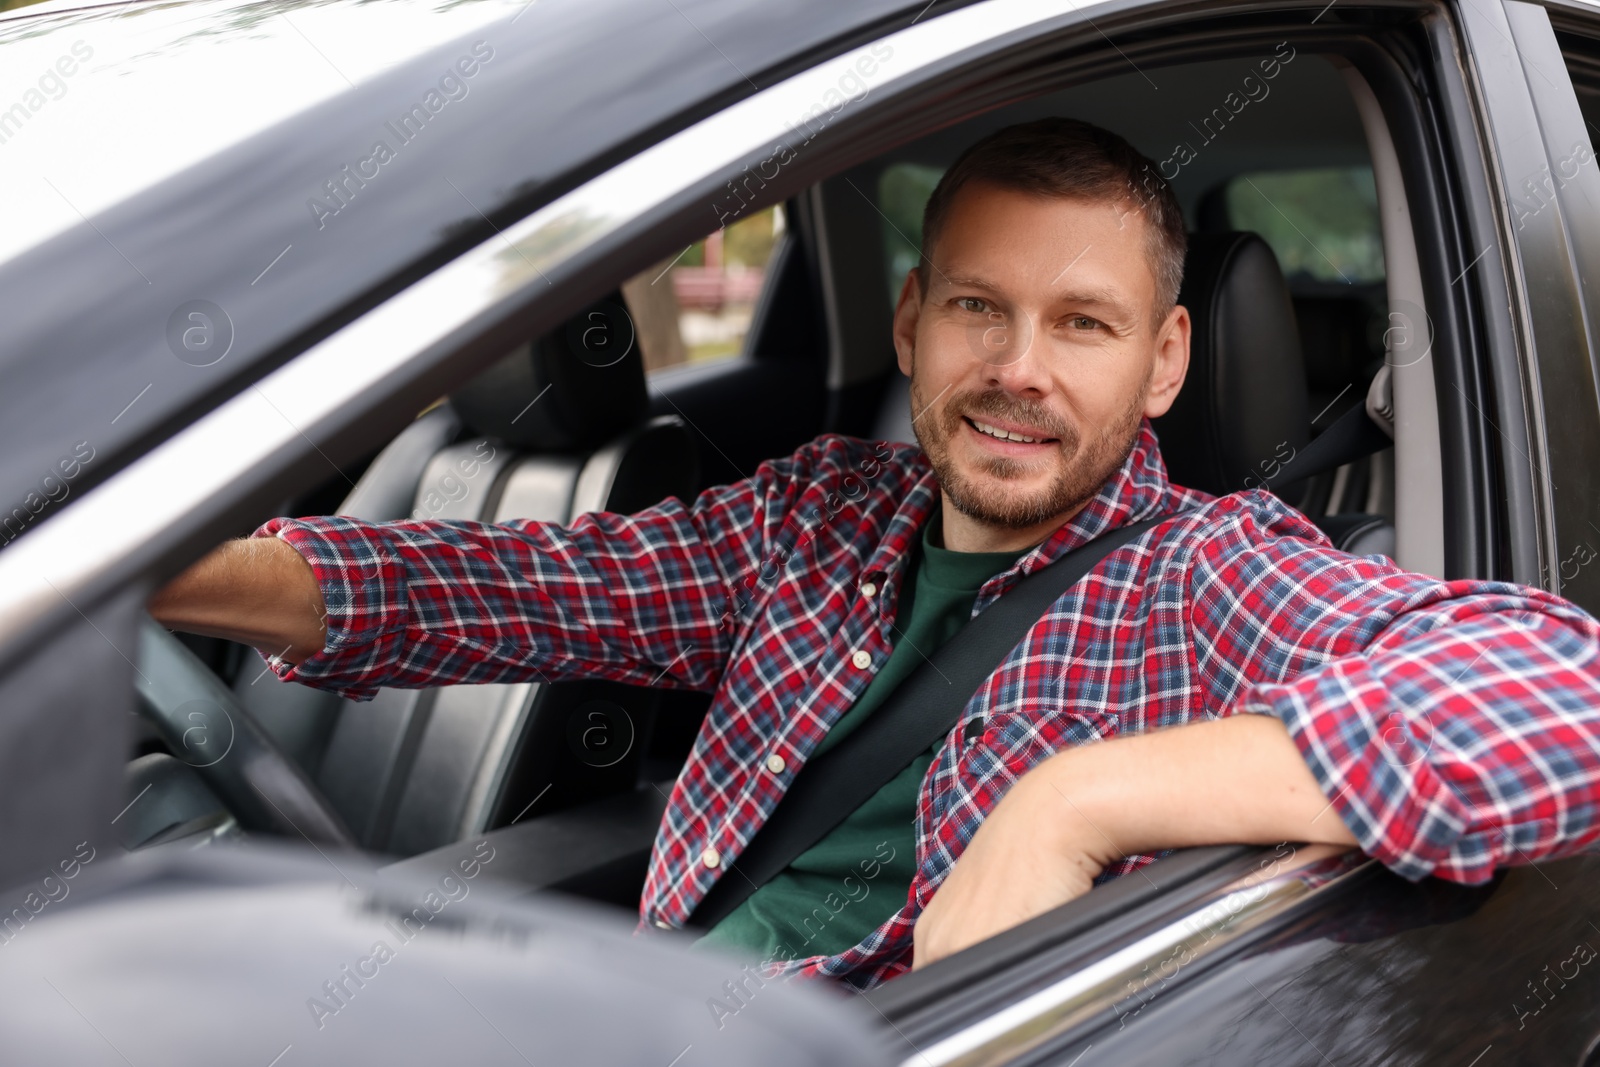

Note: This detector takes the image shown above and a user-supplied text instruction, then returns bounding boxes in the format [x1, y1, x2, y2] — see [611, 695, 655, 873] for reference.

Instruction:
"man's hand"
[912, 713, 1359, 969]
[147, 536, 328, 662]
[913, 766, 1117, 967]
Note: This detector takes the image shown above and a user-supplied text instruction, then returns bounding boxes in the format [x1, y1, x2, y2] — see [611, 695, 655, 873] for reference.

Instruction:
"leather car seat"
[1152, 231, 1395, 558]
[869, 231, 1396, 558]
[1152, 231, 1310, 499]
[236, 296, 700, 857]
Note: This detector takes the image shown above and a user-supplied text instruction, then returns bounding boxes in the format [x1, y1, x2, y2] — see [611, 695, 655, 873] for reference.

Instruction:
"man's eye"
[956, 297, 988, 314]
[1067, 315, 1101, 330]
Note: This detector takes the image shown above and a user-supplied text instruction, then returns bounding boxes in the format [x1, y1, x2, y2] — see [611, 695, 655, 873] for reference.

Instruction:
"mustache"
[942, 388, 1079, 447]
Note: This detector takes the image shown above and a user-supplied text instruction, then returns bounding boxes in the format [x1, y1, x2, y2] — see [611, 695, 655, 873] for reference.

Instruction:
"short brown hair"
[917, 118, 1187, 322]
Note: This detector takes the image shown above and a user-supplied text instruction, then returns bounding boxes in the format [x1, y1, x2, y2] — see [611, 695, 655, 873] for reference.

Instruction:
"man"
[150, 118, 1600, 990]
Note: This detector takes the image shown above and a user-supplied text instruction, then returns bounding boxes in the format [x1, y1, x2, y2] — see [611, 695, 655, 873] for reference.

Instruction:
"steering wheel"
[133, 616, 355, 848]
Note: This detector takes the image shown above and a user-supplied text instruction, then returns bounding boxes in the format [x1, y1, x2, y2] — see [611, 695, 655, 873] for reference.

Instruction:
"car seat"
[235, 295, 700, 857]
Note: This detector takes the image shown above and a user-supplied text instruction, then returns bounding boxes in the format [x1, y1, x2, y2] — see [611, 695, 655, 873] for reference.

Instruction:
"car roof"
[0, 0, 926, 539]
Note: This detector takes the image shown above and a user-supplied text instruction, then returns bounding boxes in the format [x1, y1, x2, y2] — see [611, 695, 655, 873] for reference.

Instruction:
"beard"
[909, 366, 1146, 531]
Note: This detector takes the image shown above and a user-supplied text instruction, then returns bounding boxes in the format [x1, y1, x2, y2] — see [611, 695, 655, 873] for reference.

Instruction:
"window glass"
[1223, 167, 1385, 283]
[625, 206, 783, 375]
[878, 162, 944, 309]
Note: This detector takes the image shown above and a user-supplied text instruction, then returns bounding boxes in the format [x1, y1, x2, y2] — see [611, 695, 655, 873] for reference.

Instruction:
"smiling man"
[150, 118, 1600, 988]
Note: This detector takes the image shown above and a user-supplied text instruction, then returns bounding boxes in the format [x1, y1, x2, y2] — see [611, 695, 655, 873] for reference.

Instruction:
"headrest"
[451, 294, 649, 451]
[1152, 232, 1310, 496]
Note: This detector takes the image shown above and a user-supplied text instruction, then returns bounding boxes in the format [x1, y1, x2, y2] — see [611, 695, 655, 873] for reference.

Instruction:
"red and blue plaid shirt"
[257, 420, 1600, 990]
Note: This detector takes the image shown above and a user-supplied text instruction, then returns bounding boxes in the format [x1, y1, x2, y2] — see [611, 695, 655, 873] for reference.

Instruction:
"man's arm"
[918, 498, 1600, 967]
[147, 503, 754, 702]
[148, 537, 328, 662]
[143, 438, 859, 702]
[914, 713, 1357, 967]
[1184, 500, 1600, 886]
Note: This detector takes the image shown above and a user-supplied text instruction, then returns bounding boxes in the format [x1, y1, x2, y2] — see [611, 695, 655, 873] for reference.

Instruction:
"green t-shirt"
[693, 516, 1028, 963]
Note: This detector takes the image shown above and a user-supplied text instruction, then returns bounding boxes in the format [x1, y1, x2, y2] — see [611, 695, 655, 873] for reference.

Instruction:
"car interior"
[123, 41, 1423, 937]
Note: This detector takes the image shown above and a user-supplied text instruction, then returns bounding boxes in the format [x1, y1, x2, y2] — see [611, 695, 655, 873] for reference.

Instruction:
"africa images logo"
[306, 41, 495, 229]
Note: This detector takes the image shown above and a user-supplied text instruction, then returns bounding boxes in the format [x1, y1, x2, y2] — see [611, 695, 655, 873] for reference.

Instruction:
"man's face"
[892, 181, 1190, 541]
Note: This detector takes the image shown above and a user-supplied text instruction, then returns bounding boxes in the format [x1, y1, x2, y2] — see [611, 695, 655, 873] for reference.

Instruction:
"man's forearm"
[147, 537, 327, 662]
[913, 714, 1357, 968]
[1025, 712, 1358, 866]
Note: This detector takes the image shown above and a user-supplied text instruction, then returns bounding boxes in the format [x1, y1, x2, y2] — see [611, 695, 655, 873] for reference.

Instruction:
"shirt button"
[851, 649, 872, 669]
[766, 753, 786, 774]
[861, 582, 878, 598]
[702, 848, 721, 869]
[653, 919, 673, 930]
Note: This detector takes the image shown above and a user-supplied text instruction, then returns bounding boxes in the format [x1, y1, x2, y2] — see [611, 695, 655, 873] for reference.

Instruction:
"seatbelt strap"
[684, 515, 1167, 930]
[1261, 400, 1393, 492]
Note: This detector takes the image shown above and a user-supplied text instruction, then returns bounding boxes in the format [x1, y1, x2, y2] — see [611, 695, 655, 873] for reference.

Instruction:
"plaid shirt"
[257, 420, 1600, 990]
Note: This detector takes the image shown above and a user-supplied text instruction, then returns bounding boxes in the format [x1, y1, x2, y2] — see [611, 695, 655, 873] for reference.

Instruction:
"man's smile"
[961, 413, 1061, 456]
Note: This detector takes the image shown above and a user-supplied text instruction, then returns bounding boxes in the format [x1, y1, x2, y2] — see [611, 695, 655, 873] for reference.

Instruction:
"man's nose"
[977, 310, 1051, 396]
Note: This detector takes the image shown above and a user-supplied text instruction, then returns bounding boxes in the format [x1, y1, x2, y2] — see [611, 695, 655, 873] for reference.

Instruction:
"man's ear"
[892, 269, 924, 378]
[1143, 303, 1191, 419]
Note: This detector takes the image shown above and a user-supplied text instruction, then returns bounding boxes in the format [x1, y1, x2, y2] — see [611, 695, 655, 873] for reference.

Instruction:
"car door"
[860, 1, 1600, 1065]
[3, 0, 1598, 1061]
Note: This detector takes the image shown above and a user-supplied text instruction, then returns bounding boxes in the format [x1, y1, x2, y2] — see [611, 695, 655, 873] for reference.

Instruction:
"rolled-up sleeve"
[1188, 495, 1600, 883]
[248, 446, 814, 701]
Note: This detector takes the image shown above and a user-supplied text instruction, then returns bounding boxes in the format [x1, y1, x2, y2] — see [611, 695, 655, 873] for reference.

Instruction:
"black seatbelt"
[1261, 401, 1393, 492]
[685, 515, 1166, 930]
